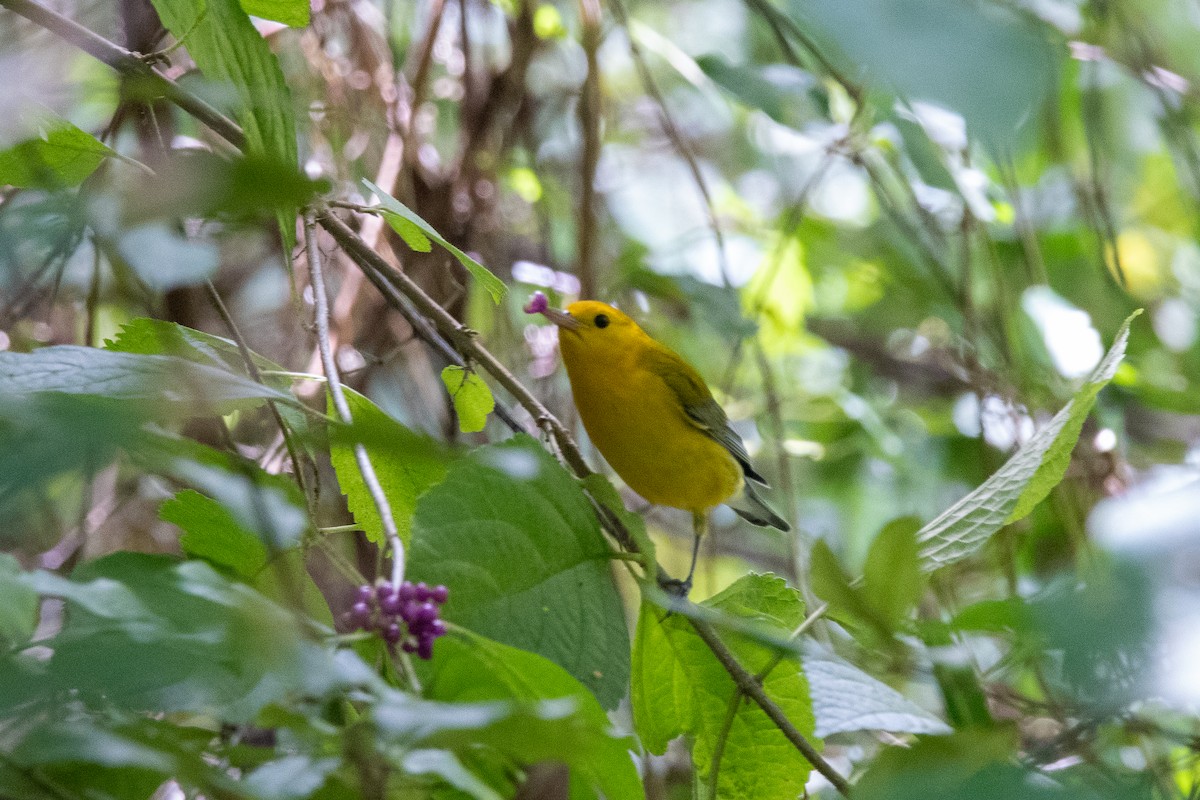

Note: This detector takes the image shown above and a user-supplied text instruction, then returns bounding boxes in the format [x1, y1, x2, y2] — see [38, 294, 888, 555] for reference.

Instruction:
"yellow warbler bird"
[526, 292, 789, 589]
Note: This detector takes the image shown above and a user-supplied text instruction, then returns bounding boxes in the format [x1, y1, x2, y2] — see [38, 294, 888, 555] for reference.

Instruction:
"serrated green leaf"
[382, 211, 433, 253]
[239, 0, 310, 26]
[418, 633, 643, 799]
[918, 312, 1140, 570]
[160, 490, 269, 578]
[104, 317, 285, 375]
[0, 118, 115, 188]
[328, 388, 452, 546]
[802, 640, 951, 736]
[862, 516, 923, 628]
[149, 0, 298, 252]
[407, 436, 629, 709]
[440, 366, 494, 433]
[631, 573, 817, 798]
[363, 179, 508, 303]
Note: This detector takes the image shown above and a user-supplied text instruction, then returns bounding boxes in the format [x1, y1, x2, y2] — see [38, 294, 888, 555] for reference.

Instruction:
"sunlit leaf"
[0, 118, 115, 188]
[239, 0, 310, 26]
[440, 365, 495, 433]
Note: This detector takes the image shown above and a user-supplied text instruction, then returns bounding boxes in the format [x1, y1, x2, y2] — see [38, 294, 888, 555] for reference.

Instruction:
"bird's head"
[525, 293, 644, 364]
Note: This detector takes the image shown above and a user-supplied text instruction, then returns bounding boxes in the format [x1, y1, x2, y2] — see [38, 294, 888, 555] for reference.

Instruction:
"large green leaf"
[149, 0, 299, 250]
[328, 388, 452, 547]
[631, 573, 817, 799]
[105, 317, 285, 376]
[407, 436, 630, 710]
[918, 311, 1139, 570]
[0, 118, 115, 188]
[784, 0, 1057, 150]
[0, 346, 294, 414]
[363, 179, 508, 303]
[440, 365, 495, 433]
[418, 633, 643, 800]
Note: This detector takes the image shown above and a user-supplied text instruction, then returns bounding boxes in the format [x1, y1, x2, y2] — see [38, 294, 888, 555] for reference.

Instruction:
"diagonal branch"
[6, 2, 851, 791]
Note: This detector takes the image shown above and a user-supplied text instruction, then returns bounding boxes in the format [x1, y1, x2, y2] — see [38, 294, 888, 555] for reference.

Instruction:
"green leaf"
[695, 56, 815, 127]
[0, 554, 38, 646]
[8, 554, 309, 720]
[407, 436, 630, 710]
[440, 366, 495, 433]
[160, 489, 269, 578]
[104, 317, 285, 376]
[802, 640, 951, 736]
[0, 346, 295, 414]
[918, 311, 1140, 570]
[363, 179, 508, 303]
[328, 388, 452, 546]
[401, 750, 503, 800]
[631, 573, 817, 798]
[810, 539, 890, 639]
[0, 118, 115, 188]
[862, 516, 923, 628]
[382, 211, 433, 253]
[419, 633, 643, 800]
[244, 755, 341, 800]
[239, 0, 310, 26]
[785, 0, 1057, 150]
[854, 729, 1023, 800]
[149, 0, 298, 251]
[138, 433, 310, 552]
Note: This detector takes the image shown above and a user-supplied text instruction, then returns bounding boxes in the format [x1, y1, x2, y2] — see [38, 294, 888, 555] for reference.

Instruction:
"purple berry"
[376, 583, 396, 601]
[400, 600, 421, 623]
[416, 634, 435, 660]
[397, 582, 416, 602]
[429, 619, 446, 637]
[383, 622, 402, 644]
[431, 585, 449, 604]
[349, 601, 372, 628]
[524, 291, 549, 315]
[414, 582, 431, 602]
[355, 585, 374, 604]
[401, 640, 417, 653]
[379, 593, 403, 615]
[414, 602, 438, 624]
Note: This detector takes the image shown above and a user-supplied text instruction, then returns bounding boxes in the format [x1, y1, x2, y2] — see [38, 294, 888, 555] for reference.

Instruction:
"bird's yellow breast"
[560, 334, 742, 513]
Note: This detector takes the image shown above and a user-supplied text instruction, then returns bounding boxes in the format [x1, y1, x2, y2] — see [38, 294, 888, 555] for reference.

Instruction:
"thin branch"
[0, 0, 244, 149]
[304, 212, 405, 587]
[610, 0, 733, 288]
[203, 279, 312, 506]
[577, 0, 602, 299]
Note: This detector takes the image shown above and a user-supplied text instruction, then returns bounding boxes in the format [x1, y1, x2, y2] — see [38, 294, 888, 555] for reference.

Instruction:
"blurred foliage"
[3, 0, 1200, 796]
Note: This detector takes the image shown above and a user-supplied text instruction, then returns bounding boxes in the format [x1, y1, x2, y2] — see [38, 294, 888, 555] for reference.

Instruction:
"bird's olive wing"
[645, 347, 768, 486]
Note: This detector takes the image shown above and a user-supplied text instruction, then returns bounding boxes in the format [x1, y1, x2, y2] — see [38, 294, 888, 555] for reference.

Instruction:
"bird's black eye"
[594, 314, 610, 329]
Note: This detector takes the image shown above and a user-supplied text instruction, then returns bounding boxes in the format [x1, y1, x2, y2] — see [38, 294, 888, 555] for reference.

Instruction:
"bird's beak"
[541, 307, 582, 331]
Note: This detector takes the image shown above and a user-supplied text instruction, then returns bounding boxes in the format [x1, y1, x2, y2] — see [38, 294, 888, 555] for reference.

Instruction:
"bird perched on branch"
[526, 292, 789, 591]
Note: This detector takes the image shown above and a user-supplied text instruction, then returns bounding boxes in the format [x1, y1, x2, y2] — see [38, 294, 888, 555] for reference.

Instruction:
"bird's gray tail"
[728, 481, 790, 531]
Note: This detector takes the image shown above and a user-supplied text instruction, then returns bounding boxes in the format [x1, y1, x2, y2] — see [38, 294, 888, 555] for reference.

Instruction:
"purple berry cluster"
[348, 581, 449, 659]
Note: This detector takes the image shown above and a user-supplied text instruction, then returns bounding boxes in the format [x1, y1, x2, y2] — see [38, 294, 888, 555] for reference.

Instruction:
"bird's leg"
[662, 510, 705, 597]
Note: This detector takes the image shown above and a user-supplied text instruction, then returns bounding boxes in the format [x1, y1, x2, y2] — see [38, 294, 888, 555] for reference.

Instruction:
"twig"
[611, 0, 733, 288]
[304, 212, 405, 587]
[577, 0, 602, 299]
